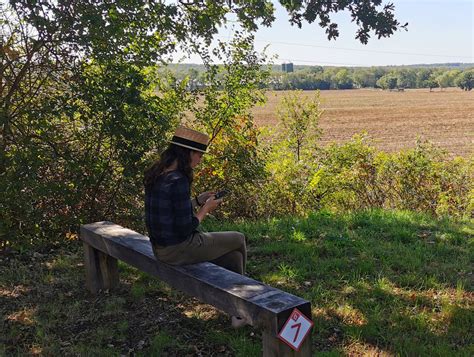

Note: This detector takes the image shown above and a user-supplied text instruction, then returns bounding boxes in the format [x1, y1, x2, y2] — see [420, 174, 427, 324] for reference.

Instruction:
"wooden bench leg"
[262, 315, 312, 356]
[83, 242, 119, 294]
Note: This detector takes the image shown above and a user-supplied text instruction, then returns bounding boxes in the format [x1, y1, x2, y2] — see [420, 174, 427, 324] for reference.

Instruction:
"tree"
[376, 73, 398, 90]
[2, 0, 408, 161]
[416, 68, 433, 88]
[334, 68, 354, 89]
[277, 91, 322, 161]
[436, 71, 450, 90]
[308, 66, 324, 74]
[353, 69, 377, 88]
[266, 90, 323, 214]
[436, 69, 461, 90]
[2, 0, 406, 247]
[396, 69, 417, 89]
[456, 69, 474, 91]
[427, 74, 439, 92]
[4, 0, 407, 112]
[278, 0, 407, 44]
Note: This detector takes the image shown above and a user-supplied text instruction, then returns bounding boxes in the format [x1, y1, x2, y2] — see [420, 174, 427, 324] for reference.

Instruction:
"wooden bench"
[80, 221, 312, 356]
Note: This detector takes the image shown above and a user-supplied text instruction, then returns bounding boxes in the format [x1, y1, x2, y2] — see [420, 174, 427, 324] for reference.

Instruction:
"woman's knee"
[234, 232, 246, 249]
[208, 231, 246, 252]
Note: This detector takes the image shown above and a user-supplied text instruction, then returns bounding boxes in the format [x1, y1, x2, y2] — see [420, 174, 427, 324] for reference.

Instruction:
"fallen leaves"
[7, 308, 37, 326]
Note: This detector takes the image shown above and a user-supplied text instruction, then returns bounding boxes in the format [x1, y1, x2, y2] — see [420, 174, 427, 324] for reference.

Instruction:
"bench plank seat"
[80, 221, 312, 356]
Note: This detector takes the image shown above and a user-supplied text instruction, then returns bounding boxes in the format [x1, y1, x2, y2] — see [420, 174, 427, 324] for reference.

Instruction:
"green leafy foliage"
[276, 90, 322, 161]
[261, 131, 473, 219]
[194, 116, 267, 219]
[181, 34, 270, 219]
[1, 60, 183, 245]
[264, 65, 474, 91]
[376, 72, 398, 89]
[259, 91, 323, 216]
[455, 69, 474, 91]
[0, 1, 446, 251]
[251, 94, 472, 220]
[1, 1, 271, 248]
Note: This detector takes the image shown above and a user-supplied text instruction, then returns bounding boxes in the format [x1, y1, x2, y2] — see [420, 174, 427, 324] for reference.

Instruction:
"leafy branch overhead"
[9, 0, 406, 65]
[280, 0, 407, 44]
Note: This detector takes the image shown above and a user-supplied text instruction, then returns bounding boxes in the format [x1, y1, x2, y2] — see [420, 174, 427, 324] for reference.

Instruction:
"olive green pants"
[152, 231, 246, 275]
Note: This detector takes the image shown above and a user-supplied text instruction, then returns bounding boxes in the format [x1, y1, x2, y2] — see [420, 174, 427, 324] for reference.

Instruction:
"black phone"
[214, 189, 229, 199]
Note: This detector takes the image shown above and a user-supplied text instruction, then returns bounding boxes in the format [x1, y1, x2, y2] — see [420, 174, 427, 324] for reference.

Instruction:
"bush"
[1, 25, 268, 250]
[309, 135, 386, 211]
[1, 62, 180, 249]
[258, 134, 473, 219]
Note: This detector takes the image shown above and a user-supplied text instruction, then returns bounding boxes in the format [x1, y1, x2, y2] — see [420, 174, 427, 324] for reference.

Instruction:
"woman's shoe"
[231, 316, 248, 329]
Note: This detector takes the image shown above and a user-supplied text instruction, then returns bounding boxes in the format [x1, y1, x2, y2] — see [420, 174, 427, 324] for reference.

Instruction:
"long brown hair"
[144, 144, 193, 188]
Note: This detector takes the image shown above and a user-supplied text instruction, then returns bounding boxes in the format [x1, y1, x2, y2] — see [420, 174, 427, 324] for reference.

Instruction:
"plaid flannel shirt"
[145, 170, 199, 246]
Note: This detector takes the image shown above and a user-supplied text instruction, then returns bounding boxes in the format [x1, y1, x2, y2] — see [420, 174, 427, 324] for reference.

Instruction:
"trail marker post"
[278, 308, 314, 352]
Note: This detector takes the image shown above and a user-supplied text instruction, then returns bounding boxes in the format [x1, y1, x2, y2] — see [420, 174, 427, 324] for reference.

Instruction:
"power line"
[253, 38, 473, 59]
[278, 58, 366, 66]
[216, 34, 472, 62]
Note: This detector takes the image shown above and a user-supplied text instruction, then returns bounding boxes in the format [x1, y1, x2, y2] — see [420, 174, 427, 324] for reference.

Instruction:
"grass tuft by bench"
[80, 221, 312, 356]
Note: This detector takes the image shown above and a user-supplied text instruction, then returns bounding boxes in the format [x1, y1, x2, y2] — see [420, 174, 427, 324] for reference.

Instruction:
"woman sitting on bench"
[144, 126, 247, 328]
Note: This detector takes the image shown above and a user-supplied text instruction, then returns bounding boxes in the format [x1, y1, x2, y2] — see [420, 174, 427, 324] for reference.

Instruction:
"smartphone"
[214, 189, 229, 199]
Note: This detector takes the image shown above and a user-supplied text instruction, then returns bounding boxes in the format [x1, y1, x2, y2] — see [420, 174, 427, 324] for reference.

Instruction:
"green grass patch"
[1, 209, 472, 355]
[147, 331, 175, 355]
[204, 209, 473, 355]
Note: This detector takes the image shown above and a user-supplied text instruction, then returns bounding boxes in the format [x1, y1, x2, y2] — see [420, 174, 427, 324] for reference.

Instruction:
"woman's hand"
[195, 195, 222, 222]
[203, 195, 222, 212]
[197, 191, 215, 206]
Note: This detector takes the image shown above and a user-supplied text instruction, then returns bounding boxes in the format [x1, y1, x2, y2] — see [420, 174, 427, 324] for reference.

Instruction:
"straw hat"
[170, 126, 209, 153]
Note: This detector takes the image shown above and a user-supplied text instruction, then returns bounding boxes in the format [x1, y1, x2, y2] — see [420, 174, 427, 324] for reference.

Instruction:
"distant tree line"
[270, 66, 474, 91]
[173, 65, 474, 91]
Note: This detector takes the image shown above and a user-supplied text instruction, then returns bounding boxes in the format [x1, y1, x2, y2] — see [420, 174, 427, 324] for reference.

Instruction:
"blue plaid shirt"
[145, 170, 199, 246]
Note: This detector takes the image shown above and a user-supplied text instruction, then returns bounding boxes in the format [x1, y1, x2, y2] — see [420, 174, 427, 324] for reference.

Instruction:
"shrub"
[309, 134, 387, 211]
[259, 133, 473, 219]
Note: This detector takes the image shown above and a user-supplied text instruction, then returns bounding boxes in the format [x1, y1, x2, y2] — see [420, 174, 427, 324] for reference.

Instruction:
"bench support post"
[262, 312, 312, 356]
[262, 330, 311, 357]
[83, 242, 119, 294]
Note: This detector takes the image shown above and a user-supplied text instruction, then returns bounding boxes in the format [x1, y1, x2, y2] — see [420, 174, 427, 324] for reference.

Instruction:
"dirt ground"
[252, 88, 474, 157]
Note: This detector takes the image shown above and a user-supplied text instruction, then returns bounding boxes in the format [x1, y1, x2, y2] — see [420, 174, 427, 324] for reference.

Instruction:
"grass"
[1, 209, 473, 356]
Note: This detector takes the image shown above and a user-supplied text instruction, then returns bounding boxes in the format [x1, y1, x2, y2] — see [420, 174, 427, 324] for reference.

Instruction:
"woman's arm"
[172, 177, 200, 236]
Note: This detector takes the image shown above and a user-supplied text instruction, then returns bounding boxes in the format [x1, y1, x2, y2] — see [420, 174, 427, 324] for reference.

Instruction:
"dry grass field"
[252, 88, 474, 157]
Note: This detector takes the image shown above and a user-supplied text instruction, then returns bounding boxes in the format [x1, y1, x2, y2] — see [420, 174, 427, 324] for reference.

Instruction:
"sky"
[180, 0, 474, 67]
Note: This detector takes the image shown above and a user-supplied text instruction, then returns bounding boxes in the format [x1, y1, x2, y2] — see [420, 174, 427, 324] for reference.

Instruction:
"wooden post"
[262, 307, 312, 357]
[83, 242, 119, 294]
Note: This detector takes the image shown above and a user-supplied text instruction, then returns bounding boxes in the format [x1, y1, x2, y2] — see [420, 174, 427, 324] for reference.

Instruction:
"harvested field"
[252, 88, 474, 157]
